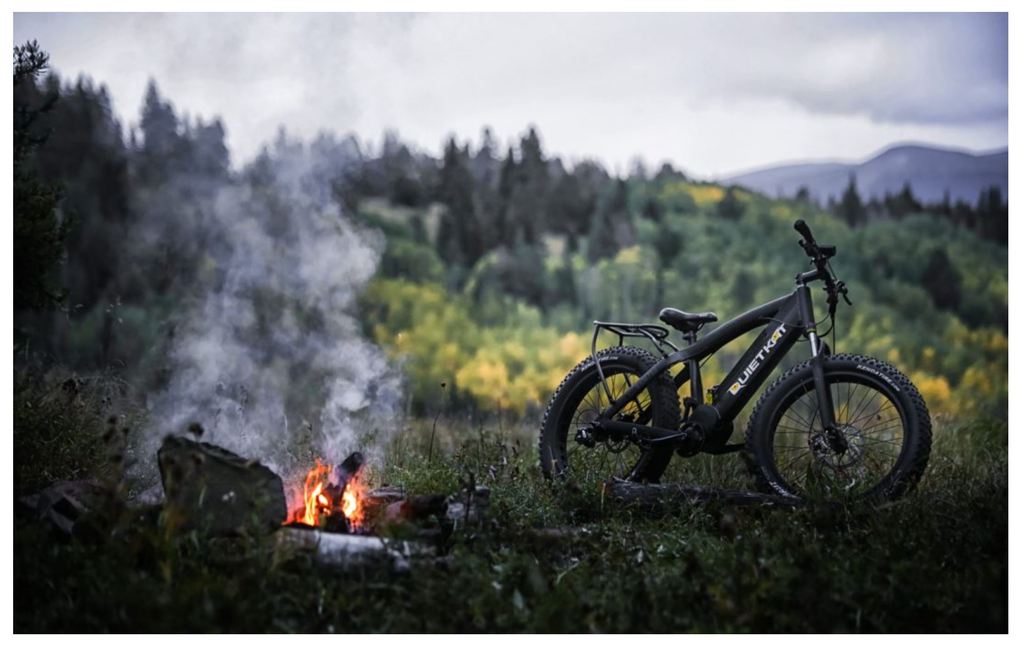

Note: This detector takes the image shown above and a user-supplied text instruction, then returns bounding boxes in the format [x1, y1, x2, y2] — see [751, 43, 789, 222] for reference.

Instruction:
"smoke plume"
[130, 133, 402, 488]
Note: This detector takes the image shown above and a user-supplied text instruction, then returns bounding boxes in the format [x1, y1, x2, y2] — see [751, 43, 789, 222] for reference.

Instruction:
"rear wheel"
[745, 354, 931, 501]
[539, 346, 679, 482]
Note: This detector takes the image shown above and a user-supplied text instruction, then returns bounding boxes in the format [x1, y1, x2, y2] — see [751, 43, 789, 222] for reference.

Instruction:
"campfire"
[287, 452, 367, 533]
[146, 434, 495, 569]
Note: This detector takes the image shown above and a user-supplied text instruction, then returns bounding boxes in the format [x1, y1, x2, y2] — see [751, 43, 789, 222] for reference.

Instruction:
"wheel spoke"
[768, 376, 908, 498]
[846, 386, 880, 428]
[848, 399, 892, 428]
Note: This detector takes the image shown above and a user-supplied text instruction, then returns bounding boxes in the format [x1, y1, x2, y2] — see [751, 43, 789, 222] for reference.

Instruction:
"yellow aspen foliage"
[684, 184, 726, 206]
[920, 347, 936, 371]
[910, 371, 953, 414]
[455, 352, 511, 409]
[959, 365, 993, 396]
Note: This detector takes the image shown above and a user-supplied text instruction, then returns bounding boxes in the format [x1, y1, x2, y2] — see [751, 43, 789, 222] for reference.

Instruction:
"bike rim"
[768, 374, 908, 498]
[558, 368, 653, 480]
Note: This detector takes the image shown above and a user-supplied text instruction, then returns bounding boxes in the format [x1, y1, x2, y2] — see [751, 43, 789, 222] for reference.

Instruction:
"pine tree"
[588, 179, 630, 261]
[13, 41, 67, 310]
[39, 75, 134, 311]
[837, 174, 865, 227]
[378, 130, 423, 207]
[652, 226, 682, 307]
[976, 186, 1007, 245]
[495, 147, 516, 244]
[509, 127, 549, 244]
[921, 248, 961, 312]
[437, 137, 483, 266]
[471, 127, 501, 247]
[885, 182, 921, 218]
[717, 186, 745, 220]
[136, 79, 182, 184]
[548, 171, 592, 251]
[192, 117, 230, 180]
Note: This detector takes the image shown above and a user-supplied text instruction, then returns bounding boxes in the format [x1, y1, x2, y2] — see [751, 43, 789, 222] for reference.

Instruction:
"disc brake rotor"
[809, 424, 866, 469]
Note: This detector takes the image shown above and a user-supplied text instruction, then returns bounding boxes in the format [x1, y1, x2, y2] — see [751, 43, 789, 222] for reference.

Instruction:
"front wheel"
[745, 354, 932, 501]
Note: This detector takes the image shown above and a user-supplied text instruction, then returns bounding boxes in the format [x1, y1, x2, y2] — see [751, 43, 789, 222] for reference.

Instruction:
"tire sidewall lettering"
[855, 364, 901, 393]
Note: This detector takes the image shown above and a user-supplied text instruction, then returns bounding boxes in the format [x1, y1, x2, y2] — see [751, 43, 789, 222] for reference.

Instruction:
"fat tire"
[539, 346, 679, 482]
[745, 353, 932, 501]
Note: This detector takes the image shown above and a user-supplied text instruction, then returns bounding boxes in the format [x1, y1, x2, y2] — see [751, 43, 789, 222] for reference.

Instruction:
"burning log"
[286, 453, 488, 541]
[333, 451, 365, 485]
[158, 435, 287, 535]
[288, 451, 367, 532]
[350, 487, 449, 537]
[605, 479, 803, 511]
[275, 527, 430, 572]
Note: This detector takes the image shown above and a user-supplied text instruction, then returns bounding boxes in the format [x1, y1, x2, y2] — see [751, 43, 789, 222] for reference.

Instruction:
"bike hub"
[809, 424, 865, 468]
[575, 424, 597, 448]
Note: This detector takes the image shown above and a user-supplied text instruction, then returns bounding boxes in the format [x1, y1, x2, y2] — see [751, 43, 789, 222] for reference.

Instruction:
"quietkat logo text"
[727, 325, 787, 395]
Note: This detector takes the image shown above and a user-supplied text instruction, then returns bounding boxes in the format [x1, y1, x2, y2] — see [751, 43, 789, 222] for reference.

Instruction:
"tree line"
[13, 41, 1007, 418]
[824, 175, 1007, 245]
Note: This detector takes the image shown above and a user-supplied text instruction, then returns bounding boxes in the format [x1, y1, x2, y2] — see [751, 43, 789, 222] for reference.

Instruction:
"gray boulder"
[158, 435, 287, 535]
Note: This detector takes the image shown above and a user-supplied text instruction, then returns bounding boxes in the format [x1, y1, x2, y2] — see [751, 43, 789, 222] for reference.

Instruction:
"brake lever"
[837, 281, 852, 306]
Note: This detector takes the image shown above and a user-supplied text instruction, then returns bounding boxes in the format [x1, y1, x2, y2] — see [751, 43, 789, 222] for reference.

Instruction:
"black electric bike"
[539, 220, 931, 501]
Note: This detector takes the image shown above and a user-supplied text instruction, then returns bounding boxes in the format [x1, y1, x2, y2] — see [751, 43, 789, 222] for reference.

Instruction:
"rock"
[378, 494, 448, 525]
[18, 480, 111, 538]
[131, 483, 165, 507]
[359, 486, 405, 522]
[445, 485, 490, 529]
[158, 435, 286, 535]
[364, 486, 407, 507]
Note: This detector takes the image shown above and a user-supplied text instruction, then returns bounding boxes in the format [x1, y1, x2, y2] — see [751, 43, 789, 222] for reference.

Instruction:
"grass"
[13, 372, 1007, 632]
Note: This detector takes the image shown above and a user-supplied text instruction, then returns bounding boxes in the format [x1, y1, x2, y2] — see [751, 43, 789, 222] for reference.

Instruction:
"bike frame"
[590, 276, 836, 447]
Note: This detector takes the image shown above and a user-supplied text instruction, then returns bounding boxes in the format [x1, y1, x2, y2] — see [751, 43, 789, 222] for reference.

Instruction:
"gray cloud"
[701, 14, 1008, 125]
[14, 12, 1007, 175]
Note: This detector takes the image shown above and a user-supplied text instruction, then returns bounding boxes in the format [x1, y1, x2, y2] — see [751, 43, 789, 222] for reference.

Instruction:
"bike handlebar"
[793, 219, 816, 247]
[792, 219, 851, 309]
[793, 219, 832, 264]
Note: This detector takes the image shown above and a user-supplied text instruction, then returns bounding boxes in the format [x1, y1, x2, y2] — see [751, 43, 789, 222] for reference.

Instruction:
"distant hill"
[723, 144, 1008, 205]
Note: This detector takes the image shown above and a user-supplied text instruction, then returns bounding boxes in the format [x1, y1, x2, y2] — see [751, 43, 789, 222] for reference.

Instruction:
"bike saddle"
[658, 308, 718, 333]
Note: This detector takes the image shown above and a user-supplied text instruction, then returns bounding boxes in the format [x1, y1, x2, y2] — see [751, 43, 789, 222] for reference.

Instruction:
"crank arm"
[701, 442, 745, 455]
[594, 420, 687, 444]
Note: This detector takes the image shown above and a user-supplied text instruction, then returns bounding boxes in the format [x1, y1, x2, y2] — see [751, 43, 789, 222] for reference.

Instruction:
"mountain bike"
[539, 220, 931, 501]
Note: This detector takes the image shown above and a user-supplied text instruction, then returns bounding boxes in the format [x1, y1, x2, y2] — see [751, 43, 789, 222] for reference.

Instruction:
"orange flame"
[290, 458, 365, 530]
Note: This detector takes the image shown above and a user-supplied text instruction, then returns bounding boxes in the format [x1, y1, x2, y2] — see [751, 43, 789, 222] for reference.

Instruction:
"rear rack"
[590, 320, 679, 403]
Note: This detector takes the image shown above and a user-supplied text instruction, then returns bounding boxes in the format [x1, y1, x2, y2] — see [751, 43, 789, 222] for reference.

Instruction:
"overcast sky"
[14, 12, 1008, 177]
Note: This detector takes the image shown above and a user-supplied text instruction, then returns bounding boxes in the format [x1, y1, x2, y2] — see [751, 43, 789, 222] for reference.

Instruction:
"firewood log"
[275, 527, 429, 571]
[605, 479, 803, 511]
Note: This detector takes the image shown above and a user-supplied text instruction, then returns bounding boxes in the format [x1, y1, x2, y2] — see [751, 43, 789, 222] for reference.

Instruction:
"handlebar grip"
[793, 219, 815, 244]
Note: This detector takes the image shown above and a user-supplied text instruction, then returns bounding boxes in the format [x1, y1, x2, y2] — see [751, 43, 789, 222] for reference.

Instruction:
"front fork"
[797, 284, 838, 435]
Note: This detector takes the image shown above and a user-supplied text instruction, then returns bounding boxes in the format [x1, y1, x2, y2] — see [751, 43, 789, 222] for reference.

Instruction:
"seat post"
[681, 330, 697, 345]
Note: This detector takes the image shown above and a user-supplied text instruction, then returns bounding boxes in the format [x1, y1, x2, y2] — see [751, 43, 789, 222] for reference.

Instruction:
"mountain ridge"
[722, 143, 1008, 204]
